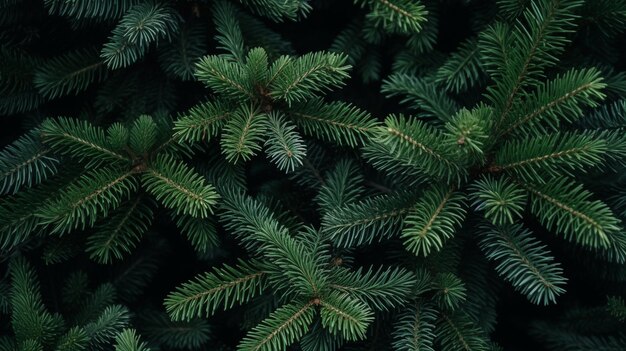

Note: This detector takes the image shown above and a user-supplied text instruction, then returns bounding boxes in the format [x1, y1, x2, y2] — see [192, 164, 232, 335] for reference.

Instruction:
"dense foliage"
[2, 0, 626, 350]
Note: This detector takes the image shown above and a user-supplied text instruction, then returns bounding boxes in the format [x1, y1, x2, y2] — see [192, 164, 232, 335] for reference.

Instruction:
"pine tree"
[2, 0, 626, 350]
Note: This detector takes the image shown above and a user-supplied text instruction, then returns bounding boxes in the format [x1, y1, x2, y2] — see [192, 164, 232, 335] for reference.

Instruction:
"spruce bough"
[2, 0, 626, 350]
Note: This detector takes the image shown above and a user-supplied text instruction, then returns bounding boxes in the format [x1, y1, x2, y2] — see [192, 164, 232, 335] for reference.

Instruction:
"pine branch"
[381, 74, 458, 121]
[40, 117, 130, 164]
[402, 186, 467, 257]
[165, 259, 266, 321]
[500, 68, 606, 136]
[469, 176, 526, 225]
[316, 159, 364, 214]
[493, 131, 607, 181]
[436, 311, 490, 351]
[34, 47, 106, 99]
[238, 299, 316, 351]
[220, 104, 268, 163]
[392, 302, 437, 351]
[114, 329, 150, 351]
[195, 55, 255, 100]
[263, 112, 306, 172]
[0, 131, 59, 194]
[376, 114, 464, 183]
[359, 0, 428, 34]
[173, 100, 232, 144]
[86, 196, 154, 264]
[288, 98, 378, 147]
[478, 222, 567, 305]
[143, 154, 219, 218]
[521, 177, 621, 248]
[268, 52, 350, 105]
[37, 168, 137, 234]
[322, 190, 419, 248]
[329, 266, 415, 311]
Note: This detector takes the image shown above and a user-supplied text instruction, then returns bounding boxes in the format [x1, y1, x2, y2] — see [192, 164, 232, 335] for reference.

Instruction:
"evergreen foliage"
[2, 0, 626, 349]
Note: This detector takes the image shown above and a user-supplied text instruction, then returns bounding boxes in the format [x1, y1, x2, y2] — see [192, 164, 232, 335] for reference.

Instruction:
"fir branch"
[376, 114, 464, 183]
[9, 257, 58, 345]
[432, 273, 467, 310]
[0, 131, 59, 194]
[436, 311, 490, 351]
[114, 329, 150, 351]
[269, 52, 350, 105]
[288, 98, 378, 147]
[39, 117, 130, 164]
[195, 55, 255, 99]
[478, 222, 567, 305]
[211, 0, 245, 62]
[521, 177, 621, 248]
[238, 299, 316, 351]
[263, 112, 306, 172]
[37, 168, 137, 234]
[158, 21, 207, 80]
[137, 311, 211, 349]
[101, 2, 181, 69]
[489, 0, 584, 132]
[402, 186, 467, 257]
[435, 37, 484, 93]
[500, 68, 606, 136]
[469, 176, 526, 225]
[319, 292, 374, 341]
[493, 131, 607, 181]
[173, 214, 219, 254]
[359, 0, 428, 34]
[143, 155, 219, 218]
[220, 104, 268, 163]
[55, 327, 89, 351]
[165, 260, 266, 321]
[329, 266, 415, 311]
[86, 196, 154, 264]
[392, 302, 437, 351]
[316, 159, 364, 214]
[220, 191, 328, 295]
[44, 0, 140, 20]
[84, 305, 131, 350]
[173, 100, 232, 144]
[34, 47, 106, 99]
[323, 190, 419, 248]
[381, 74, 458, 121]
